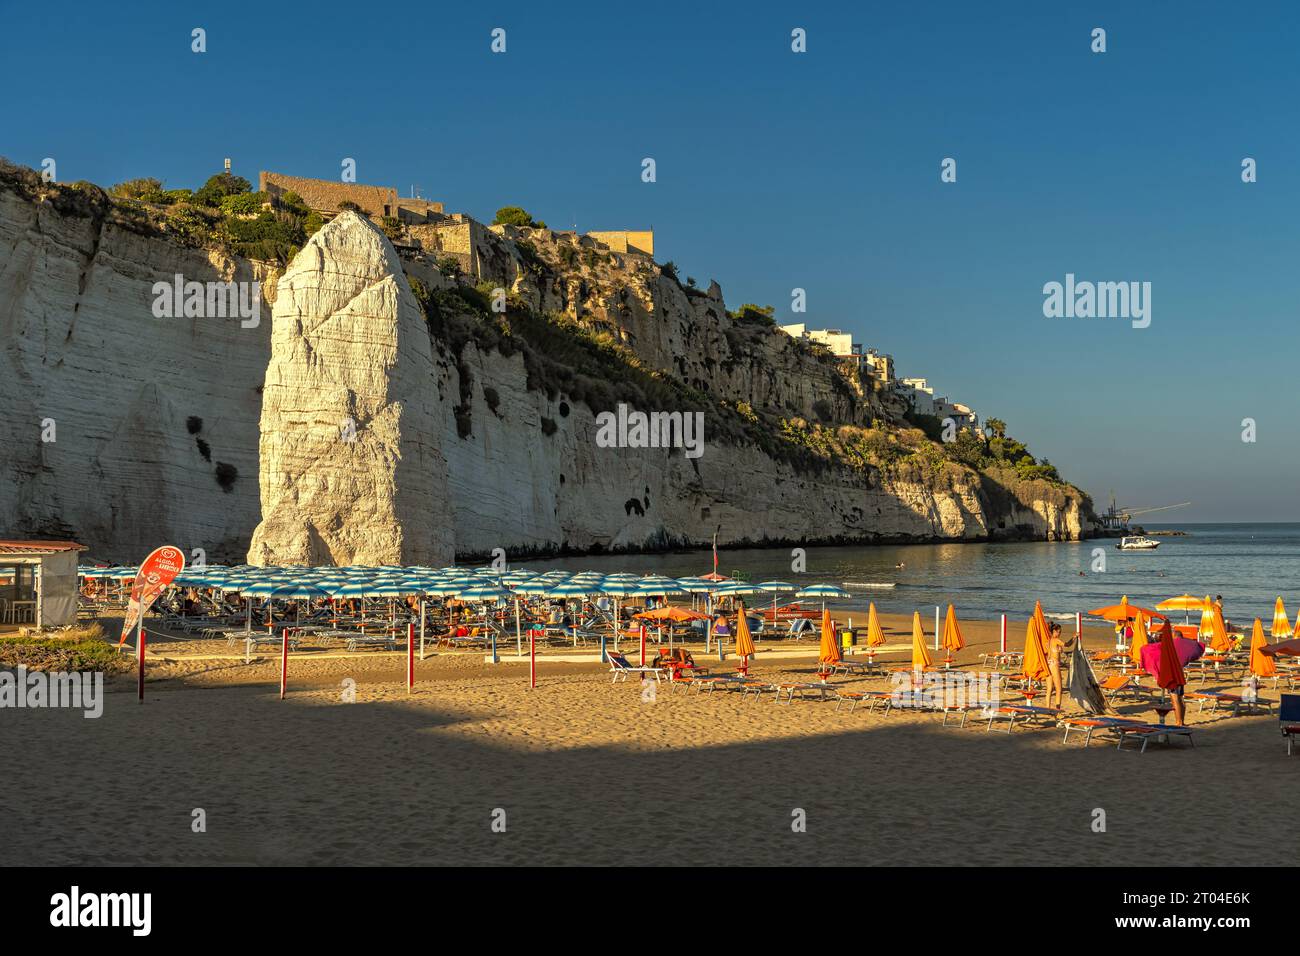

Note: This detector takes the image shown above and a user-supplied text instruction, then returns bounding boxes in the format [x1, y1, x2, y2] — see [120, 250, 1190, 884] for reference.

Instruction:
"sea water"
[520, 523, 1300, 625]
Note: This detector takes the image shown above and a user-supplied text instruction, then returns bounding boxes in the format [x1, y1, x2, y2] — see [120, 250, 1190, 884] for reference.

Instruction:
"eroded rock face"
[246, 212, 453, 565]
[0, 187, 271, 563]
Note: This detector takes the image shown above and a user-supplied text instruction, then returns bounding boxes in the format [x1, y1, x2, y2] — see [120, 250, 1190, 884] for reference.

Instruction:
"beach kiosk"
[0, 540, 86, 628]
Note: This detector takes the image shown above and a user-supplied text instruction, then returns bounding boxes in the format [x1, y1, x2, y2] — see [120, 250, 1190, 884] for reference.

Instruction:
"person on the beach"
[1045, 622, 1072, 710]
[713, 612, 731, 638]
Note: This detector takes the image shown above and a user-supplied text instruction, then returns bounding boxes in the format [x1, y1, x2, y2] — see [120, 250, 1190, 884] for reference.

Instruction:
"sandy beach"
[0, 611, 1291, 867]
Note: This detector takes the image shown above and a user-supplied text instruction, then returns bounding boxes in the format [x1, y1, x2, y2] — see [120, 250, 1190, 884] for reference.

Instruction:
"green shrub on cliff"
[193, 172, 252, 207]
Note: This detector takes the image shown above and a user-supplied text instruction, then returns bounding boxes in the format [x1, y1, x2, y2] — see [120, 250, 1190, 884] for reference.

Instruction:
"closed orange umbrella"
[941, 603, 965, 654]
[818, 607, 841, 671]
[866, 602, 887, 649]
[1250, 618, 1277, 678]
[1207, 602, 1232, 653]
[1271, 598, 1292, 639]
[734, 601, 756, 674]
[1130, 611, 1150, 668]
[911, 611, 933, 671]
[1154, 620, 1185, 690]
[1022, 608, 1050, 681]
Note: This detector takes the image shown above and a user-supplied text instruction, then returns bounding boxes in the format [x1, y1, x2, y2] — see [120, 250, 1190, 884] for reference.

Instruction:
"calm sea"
[520, 523, 1300, 625]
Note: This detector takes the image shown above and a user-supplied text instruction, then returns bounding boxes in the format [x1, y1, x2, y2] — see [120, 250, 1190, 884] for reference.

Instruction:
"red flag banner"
[119, 545, 186, 646]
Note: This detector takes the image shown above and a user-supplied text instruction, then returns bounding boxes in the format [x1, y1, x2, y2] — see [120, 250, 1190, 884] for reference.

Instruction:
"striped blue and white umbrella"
[794, 583, 851, 613]
[456, 583, 513, 603]
[547, 581, 597, 598]
[634, 580, 689, 597]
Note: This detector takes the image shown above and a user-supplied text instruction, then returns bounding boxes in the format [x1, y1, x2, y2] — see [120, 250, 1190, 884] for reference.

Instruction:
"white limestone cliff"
[246, 212, 453, 565]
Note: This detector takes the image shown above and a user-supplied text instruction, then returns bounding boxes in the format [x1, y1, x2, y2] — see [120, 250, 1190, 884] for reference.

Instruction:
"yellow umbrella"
[1129, 611, 1150, 668]
[1021, 612, 1050, 682]
[946, 606, 967, 665]
[1158, 593, 1212, 625]
[734, 600, 756, 674]
[911, 611, 933, 671]
[1197, 597, 1214, 640]
[866, 602, 887, 648]
[1271, 597, 1292, 639]
[818, 607, 841, 672]
[1250, 618, 1277, 678]
[1208, 602, 1232, 653]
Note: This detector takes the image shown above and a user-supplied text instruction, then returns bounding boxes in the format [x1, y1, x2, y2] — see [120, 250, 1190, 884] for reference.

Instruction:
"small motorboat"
[1116, 535, 1160, 551]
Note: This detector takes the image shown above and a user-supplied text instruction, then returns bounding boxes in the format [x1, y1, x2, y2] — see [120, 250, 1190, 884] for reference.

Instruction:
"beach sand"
[1, 612, 1291, 866]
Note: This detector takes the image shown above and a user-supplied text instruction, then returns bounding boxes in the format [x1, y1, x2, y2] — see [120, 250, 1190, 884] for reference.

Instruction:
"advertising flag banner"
[119, 546, 186, 646]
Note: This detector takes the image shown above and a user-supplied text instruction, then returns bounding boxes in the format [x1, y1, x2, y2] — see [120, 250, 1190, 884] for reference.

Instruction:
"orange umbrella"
[1207, 602, 1232, 653]
[941, 603, 965, 654]
[1129, 611, 1150, 669]
[866, 602, 887, 649]
[1021, 608, 1050, 682]
[1157, 593, 1212, 613]
[734, 601, 756, 674]
[1271, 598, 1292, 639]
[1250, 618, 1277, 678]
[1154, 620, 1185, 690]
[1088, 595, 1167, 623]
[634, 606, 709, 623]
[911, 611, 933, 671]
[818, 608, 841, 670]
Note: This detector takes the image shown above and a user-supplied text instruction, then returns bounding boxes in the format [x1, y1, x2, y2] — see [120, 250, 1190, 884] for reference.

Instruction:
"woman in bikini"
[1045, 622, 1075, 711]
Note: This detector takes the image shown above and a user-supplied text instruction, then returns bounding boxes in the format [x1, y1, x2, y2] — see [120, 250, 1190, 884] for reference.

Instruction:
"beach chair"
[1111, 724, 1196, 753]
[1189, 690, 1274, 717]
[1279, 694, 1300, 755]
[607, 652, 664, 684]
[986, 704, 1060, 734]
[1060, 715, 1147, 747]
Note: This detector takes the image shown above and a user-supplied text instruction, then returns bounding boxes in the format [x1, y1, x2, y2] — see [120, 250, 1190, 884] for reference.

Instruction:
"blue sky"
[3, 0, 1297, 521]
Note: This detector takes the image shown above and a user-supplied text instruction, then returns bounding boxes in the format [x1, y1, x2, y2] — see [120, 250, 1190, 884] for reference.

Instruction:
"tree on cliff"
[492, 206, 545, 229]
[193, 172, 252, 207]
[985, 417, 1007, 439]
[109, 177, 166, 202]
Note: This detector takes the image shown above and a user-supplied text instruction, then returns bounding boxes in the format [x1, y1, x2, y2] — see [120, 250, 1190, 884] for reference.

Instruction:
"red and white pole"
[136, 621, 146, 704]
[1000, 613, 1007, 654]
[279, 627, 288, 700]
[1076, 611, 1082, 641]
[407, 621, 415, 694]
[640, 624, 647, 666]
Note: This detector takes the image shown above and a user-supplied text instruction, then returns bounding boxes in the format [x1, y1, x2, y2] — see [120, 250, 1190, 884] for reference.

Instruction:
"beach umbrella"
[1154, 621, 1186, 691]
[1261, 638, 1300, 657]
[1250, 619, 1278, 678]
[1207, 601, 1232, 653]
[1088, 596, 1167, 624]
[818, 608, 841, 675]
[941, 603, 965, 656]
[1197, 603, 1214, 641]
[1021, 605, 1050, 682]
[1067, 638, 1110, 715]
[1157, 593, 1212, 625]
[634, 606, 709, 623]
[1129, 610, 1151, 669]
[795, 584, 851, 615]
[866, 602, 888, 652]
[674, 577, 715, 593]
[1271, 598, 1293, 639]
[457, 582, 512, 603]
[734, 601, 756, 675]
[911, 611, 933, 672]
[756, 580, 795, 621]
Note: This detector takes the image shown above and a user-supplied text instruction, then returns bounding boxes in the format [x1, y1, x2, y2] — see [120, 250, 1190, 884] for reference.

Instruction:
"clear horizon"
[3, 0, 1296, 522]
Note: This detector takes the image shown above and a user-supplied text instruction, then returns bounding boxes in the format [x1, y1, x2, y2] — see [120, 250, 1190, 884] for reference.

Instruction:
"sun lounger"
[986, 704, 1061, 734]
[1279, 693, 1300, 755]
[1111, 724, 1196, 753]
[829, 657, 885, 677]
[1061, 715, 1148, 747]
[607, 652, 665, 683]
[1189, 690, 1274, 716]
[773, 681, 836, 703]
[940, 703, 990, 728]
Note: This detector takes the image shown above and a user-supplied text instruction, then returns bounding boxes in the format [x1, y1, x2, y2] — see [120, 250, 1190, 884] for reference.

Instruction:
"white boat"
[1115, 535, 1160, 551]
